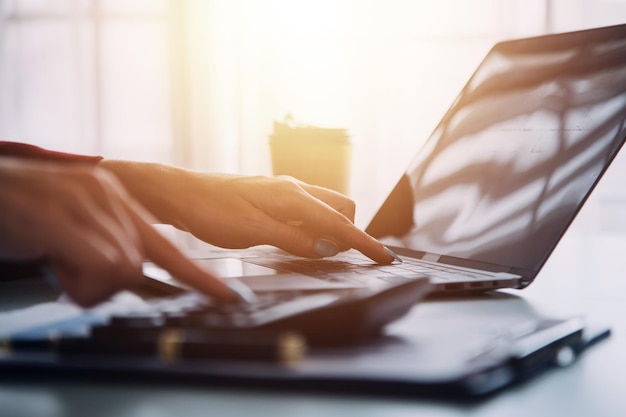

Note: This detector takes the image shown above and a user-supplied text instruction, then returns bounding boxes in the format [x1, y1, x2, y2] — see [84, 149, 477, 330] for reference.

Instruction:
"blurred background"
[1, 0, 625, 230]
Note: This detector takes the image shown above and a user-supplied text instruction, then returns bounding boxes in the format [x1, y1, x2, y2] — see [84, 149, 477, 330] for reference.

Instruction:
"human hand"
[182, 174, 397, 263]
[101, 161, 396, 264]
[0, 158, 237, 307]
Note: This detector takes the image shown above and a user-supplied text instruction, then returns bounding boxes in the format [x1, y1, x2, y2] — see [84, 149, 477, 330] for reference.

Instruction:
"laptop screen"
[367, 25, 626, 278]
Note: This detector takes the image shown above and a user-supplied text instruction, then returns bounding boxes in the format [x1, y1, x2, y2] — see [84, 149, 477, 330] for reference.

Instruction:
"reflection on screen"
[368, 28, 626, 275]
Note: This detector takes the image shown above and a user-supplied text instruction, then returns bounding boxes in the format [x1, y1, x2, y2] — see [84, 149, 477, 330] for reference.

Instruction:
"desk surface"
[0, 231, 624, 417]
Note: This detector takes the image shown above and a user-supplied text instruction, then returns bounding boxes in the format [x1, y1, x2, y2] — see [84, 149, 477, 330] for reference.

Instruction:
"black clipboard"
[0, 295, 610, 398]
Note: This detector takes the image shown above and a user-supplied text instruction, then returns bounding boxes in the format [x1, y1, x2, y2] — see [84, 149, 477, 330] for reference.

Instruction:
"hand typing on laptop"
[0, 145, 395, 307]
[99, 160, 396, 263]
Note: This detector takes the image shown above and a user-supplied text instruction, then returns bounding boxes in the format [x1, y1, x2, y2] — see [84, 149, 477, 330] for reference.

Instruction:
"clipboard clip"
[463, 316, 609, 396]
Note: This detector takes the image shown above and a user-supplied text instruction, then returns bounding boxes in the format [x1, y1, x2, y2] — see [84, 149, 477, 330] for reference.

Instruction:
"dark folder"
[0, 293, 609, 398]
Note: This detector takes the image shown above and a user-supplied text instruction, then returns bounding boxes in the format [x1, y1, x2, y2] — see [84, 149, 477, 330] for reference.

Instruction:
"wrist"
[99, 160, 187, 227]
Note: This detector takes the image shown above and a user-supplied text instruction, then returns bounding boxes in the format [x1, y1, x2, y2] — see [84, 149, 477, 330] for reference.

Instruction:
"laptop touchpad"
[143, 258, 363, 292]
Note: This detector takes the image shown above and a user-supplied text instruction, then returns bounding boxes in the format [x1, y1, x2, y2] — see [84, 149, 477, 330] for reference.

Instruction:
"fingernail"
[315, 239, 339, 257]
[384, 246, 403, 263]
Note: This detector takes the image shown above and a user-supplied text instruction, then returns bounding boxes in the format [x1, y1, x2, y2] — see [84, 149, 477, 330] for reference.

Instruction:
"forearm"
[98, 160, 190, 228]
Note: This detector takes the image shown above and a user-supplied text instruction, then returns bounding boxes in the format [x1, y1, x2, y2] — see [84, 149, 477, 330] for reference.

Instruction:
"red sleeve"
[0, 141, 103, 164]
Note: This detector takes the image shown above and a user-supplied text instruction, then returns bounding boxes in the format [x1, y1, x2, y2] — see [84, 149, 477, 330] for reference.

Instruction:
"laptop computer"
[145, 23, 626, 295]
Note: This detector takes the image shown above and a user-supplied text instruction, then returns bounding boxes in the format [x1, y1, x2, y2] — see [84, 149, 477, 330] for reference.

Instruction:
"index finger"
[289, 191, 395, 264]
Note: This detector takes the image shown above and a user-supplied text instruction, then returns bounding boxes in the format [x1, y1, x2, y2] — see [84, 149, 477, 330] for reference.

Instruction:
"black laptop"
[364, 23, 626, 292]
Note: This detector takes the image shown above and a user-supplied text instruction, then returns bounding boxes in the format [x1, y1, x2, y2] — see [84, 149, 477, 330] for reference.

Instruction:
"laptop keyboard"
[242, 249, 492, 285]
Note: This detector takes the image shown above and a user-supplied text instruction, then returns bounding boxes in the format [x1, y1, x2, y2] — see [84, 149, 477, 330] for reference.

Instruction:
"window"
[0, 0, 175, 162]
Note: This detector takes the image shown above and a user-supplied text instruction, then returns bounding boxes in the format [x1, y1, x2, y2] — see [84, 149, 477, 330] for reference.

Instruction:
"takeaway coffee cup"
[269, 117, 352, 194]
